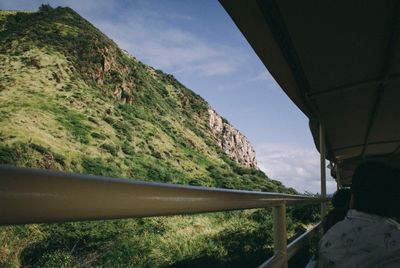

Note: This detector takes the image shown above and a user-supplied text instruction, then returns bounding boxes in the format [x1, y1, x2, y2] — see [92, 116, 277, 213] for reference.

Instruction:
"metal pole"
[320, 123, 327, 218]
[273, 204, 287, 268]
[336, 163, 342, 190]
[0, 166, 325, 225]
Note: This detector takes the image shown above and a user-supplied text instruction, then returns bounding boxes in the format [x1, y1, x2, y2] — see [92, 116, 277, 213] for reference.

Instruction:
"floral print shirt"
[319, 209, 400, 268]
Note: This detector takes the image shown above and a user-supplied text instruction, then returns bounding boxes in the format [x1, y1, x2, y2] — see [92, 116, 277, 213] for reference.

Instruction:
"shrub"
[29, 143, 47, 154]
[121, 141, 135, 155]
[29, 143, 65, 165]
[53, 153, 65, 165]
[81, 157, 120, 177]
[21, 56, 41, 68]
[38, 4, 53, 13]
[100, 143, 119, 156]
[103, 117, 132, 140]
[0, 144, 16, 164]
[88, 116, 98, 125]
[90, 132, 106, 140]
[103, 116, 114, 125]
[40, 105, 92, 144]
[36, 251, 77, 268]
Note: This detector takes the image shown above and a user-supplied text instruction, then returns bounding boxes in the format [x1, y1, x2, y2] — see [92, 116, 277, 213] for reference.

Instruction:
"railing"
[259, 222, 322, 268]
[0, 165, 327, 267]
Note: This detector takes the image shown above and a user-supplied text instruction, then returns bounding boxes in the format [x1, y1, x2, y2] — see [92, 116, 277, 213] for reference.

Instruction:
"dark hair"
[331, 188, 351, 209]
[351, 161, 398, 217]
[323, 189, 352, 233]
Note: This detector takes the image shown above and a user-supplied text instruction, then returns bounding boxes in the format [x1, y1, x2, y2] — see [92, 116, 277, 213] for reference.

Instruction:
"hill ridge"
[0, 5, 286, 192]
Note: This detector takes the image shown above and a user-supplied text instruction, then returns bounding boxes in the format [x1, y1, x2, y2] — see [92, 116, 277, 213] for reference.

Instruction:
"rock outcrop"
[93, 46, 135, 104]
[208, 108, 257, 168]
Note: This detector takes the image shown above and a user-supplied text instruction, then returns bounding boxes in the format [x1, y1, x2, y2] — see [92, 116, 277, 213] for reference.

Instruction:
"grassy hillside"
[0, 5, 291, 192]
[0, 5, 318, 267]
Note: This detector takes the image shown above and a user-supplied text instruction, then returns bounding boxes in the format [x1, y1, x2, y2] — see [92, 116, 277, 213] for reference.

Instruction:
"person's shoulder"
[319, 218, 350, 253]
[320, 212, 358, 243]
[318, 218, 351, 266]
[323, 216, 351, 238]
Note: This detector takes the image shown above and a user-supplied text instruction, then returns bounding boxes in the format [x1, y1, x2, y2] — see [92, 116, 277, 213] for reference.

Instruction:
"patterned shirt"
[318, 209, 400, 268]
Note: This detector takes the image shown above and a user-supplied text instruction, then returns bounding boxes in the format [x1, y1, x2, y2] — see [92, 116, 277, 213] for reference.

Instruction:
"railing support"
[273, 203, 287, 268]
[319, 123, 327, 218]
[336, 163, 342, 189]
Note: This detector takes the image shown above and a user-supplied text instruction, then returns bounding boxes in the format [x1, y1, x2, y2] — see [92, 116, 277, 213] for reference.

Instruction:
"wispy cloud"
[99, 15, 244, 76]
[0, 0, 245, 77]
[166, 12, 193, 21]
[93, 6, 245, 77]
[255, 143, 337, 194]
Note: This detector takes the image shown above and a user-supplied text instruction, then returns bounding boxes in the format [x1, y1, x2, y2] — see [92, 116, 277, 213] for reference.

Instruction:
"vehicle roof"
[220, 0, 400, 184]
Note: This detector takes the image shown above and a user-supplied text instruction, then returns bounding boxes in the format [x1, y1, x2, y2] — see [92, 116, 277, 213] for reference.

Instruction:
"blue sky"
[0, 0, 336, 193]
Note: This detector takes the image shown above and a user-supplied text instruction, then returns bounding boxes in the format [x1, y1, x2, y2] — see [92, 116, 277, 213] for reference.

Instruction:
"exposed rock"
[101, 51, 113, 74]
[113, 81, 134, 104]
[208, 108, 258, 168]
[93, 46, 136, 104]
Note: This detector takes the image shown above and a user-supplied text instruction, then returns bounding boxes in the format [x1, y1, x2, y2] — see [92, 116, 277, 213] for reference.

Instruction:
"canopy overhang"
[220, 0, 400, 184]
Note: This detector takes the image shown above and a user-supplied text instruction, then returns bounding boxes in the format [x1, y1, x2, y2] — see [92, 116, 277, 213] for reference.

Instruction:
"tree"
[38, 4, 53, 13]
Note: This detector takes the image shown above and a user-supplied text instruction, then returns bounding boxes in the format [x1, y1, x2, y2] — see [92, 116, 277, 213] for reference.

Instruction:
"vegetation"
[0, 5, 319, 267]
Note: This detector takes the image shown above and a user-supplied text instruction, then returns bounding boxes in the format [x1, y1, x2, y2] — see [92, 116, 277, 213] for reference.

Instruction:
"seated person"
[318, 161, 400, 267]
[322, 188, 351, 234]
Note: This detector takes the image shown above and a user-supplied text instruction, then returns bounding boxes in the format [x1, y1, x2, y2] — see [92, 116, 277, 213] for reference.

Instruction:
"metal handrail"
[0, 165, 324, 225]
[287, 222, 321, 259]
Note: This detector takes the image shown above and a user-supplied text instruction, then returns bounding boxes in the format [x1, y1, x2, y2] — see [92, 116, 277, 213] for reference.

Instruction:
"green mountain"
[0, 5, 290, 192]
[0, 5, 316, 267]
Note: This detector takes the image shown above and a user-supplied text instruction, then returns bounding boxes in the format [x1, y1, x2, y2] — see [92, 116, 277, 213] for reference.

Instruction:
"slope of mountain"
[0, 5, 316, 267]
[0, 5, 288, 191]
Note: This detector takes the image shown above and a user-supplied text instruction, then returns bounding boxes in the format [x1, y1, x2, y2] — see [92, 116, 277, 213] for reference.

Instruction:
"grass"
[99, 143, 119, 156]
[1, 211, 285, 268]
[40, 104, 92, 144]
[81, 157, 121, 177]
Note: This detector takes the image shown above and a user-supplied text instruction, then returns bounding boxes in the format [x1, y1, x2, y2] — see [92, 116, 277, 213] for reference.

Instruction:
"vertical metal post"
[273, 204, 287, 268]
[336, 163, 342, 190]
[320, 123, 327, 218]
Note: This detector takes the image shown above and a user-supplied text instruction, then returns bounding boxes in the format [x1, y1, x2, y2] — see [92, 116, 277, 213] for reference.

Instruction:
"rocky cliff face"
[208, 108, 257, 168]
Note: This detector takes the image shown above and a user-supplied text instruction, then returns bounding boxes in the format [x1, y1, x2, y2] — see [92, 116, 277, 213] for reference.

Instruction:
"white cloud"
[255, 143, 337, 194]
[93, 7, 245, 77]
[0, 1, 248, 78]
[166, 13, 193, 21]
